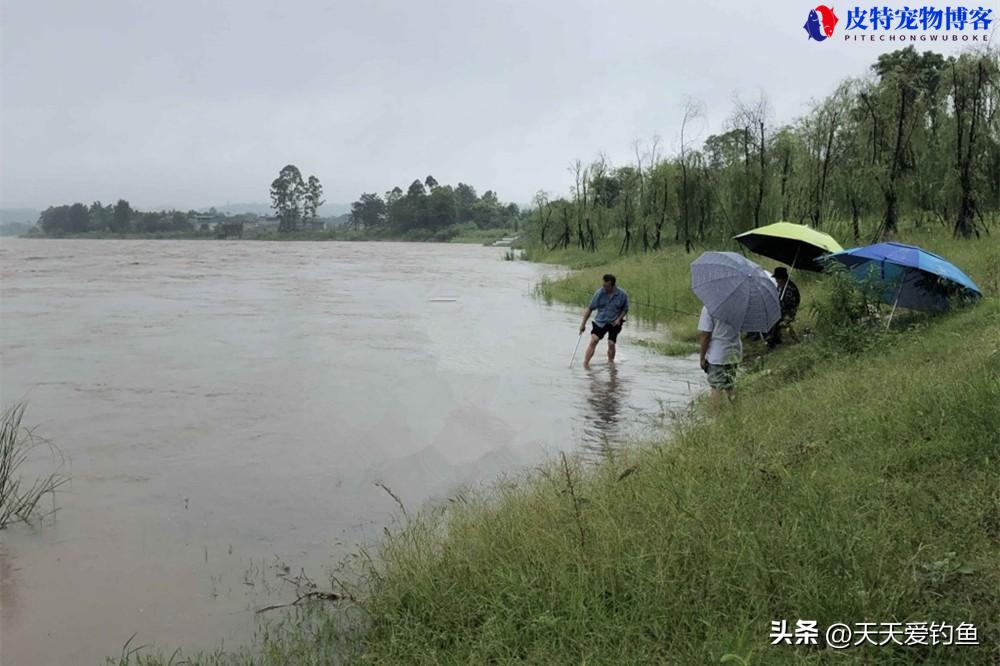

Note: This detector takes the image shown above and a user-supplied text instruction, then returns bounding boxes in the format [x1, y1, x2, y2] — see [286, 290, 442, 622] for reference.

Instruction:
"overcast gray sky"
[0, 0, 990, 209]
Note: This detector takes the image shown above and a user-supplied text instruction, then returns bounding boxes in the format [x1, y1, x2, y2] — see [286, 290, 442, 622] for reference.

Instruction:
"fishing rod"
[567, 332, 583, 368]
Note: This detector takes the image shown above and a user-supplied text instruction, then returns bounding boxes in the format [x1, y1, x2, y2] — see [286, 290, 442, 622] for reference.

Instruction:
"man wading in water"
[578, 274, 629, 369]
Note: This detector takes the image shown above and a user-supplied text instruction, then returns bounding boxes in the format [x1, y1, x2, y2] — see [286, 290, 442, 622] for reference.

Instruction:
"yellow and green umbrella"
[733, 221, 843, 272]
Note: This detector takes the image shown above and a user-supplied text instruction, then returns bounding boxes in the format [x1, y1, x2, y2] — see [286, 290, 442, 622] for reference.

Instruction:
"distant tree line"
[528, 47, 999, 255]
[36, 200, 200, 235]
[349, 176, 521, 239]
[34, 200, 264, 236]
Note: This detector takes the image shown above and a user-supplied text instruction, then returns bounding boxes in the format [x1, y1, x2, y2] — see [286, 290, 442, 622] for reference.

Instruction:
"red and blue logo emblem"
[804, 5, 839, 41]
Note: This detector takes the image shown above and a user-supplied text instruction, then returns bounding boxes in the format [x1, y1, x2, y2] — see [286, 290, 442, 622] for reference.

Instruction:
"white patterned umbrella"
[690, 251, 781, 331]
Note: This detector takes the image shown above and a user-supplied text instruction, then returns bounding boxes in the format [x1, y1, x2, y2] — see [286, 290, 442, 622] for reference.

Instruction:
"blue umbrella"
[691, 251, 781, 332]
[826, 242, 982, 324]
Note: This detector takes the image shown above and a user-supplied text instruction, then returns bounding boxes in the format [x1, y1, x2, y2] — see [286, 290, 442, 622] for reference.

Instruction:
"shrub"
[810, 264, 886, 353]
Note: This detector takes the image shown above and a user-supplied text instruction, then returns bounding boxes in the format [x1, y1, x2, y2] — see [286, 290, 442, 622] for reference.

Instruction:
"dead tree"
[952, 56, 990, 238]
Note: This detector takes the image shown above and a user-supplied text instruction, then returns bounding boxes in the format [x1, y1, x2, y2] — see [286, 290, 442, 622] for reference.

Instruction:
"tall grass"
[357, 297, 999, 664]
[0, 401, 66, 528]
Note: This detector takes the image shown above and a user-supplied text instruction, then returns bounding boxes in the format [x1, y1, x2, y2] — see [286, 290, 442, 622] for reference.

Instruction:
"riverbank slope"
[356, 228, 999, 664]
[117, 229, 999, 664]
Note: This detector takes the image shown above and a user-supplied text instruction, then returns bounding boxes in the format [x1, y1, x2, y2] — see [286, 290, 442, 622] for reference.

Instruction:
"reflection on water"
[0, 238, 702, 664]
[582, 363, 624, 456]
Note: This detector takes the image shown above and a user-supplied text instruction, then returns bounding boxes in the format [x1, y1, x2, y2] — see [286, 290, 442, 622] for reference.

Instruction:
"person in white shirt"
[697, 305, 742, 411]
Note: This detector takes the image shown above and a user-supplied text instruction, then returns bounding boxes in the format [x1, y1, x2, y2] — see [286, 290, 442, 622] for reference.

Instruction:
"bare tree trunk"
[619, 192, 633, 255]
[538, 200, 552, 246]
[634, 141, 645, 216]
[679, 102, 701, 253]
[780, 147, 791, 220]
[860, 92, 881, 166]
[850, 195, 861, 244]
[699, 188, 709, 240]
[881, 85, 910, 237]
[754, 119, 766, 228]
[559, 207, 571, 250]
[813, 110, 838, 228]
[953, 58, 986, 239]
[654, 174, 668, 250]
[743, 126, 752, 229]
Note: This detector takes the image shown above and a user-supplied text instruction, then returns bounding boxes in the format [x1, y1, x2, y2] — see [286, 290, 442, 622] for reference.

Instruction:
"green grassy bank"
[116, 228, 998, 664]
[353, 229, 999, 664]
[357, 307, 998, 665]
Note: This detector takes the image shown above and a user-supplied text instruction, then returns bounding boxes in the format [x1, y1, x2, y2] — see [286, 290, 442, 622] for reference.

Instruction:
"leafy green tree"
[455, 183, 478, 223]
[398, 180, 428, 230]
[384, 187, 403, 228]
[88, 201, 112, 231]
[170, 211, 193, 231]
[304, 175, 325, 223]
[113, 199, 132, 233]
[427, 185, 456, 228]
[831, 94, 877, 244]
[136, 211, 160, 233]
[270, 164, 306, 232]
[67, 203, 89, 233]
[471, 190, 504, 228]
[406, 179, 427, 198]
[350, 193, 387, 230]
[862, 47, 947, 238]
[38, 206, 70, 235]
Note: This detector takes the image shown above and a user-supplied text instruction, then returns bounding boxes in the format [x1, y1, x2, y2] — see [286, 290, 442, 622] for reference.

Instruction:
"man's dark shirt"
[779, 279, 800, 320]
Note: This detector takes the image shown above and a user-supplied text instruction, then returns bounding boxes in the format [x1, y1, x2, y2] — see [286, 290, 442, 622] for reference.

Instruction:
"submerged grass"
[0, 401, 66, 528]
[106, 604, 363, 666]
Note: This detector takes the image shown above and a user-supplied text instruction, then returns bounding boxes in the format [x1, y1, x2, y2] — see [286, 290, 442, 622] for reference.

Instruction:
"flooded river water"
[0, 239, 701, 664]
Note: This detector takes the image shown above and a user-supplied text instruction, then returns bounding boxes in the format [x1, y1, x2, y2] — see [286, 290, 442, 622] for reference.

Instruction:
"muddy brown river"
[0, 239, 701, 664]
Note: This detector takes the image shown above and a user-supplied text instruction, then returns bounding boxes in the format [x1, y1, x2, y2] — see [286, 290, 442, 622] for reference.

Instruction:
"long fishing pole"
[568, 332, 583, 368]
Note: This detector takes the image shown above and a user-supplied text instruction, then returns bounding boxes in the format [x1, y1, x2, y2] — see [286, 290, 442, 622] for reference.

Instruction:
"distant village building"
[194, 214, 220, 232]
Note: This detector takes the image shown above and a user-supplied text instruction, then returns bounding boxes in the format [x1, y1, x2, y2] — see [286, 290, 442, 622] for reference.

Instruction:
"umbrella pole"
[779, 247, 799, 302]
[886, 282, 903, 330]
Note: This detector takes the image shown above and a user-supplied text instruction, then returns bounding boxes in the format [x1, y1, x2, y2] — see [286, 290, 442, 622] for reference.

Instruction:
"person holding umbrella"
[731, 222, 839, 346]
[691, 252, 781, 410]
[698, 306, 743, 410]
[766, 267, 800, 348]
[733, 221, 843, 273]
